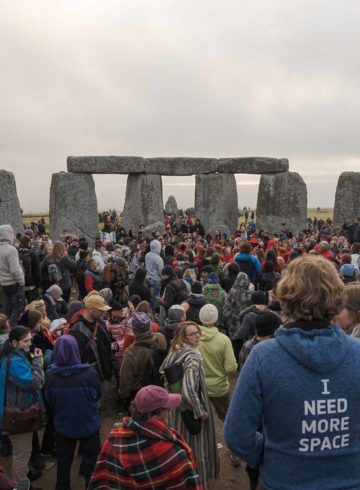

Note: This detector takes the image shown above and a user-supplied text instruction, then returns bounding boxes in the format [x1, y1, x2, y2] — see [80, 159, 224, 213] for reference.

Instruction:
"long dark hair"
[0, 326, 30, 358]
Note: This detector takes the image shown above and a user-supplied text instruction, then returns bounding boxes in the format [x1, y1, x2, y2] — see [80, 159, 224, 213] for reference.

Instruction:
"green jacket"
[199, 325, 237, 397]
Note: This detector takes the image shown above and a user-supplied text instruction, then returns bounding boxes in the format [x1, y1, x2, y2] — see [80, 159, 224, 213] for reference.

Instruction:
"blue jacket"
[224, 325, 360, 490]
[0, 350, 44, 429]
[45, 363, 102, 438]
[234, 253, 262, 283]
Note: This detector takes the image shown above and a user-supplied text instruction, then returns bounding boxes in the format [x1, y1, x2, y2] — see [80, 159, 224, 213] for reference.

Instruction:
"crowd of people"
[0, 210, 360, 490]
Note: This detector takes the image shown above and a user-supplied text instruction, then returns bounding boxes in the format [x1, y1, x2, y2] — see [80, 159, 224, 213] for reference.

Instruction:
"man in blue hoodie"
[225, 255, 360, 490]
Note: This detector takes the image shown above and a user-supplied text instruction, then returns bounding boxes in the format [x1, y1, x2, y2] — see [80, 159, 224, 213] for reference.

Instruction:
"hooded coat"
[145, 240, 164, 282]
[223, 273, 253, 339]
[225, 324, 360, 490]
[0, 225, 24, 286]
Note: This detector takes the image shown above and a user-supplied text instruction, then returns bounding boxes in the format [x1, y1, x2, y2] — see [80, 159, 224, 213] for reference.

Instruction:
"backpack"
[103, 262, 117, 285]
[48, 260, 62, 284]
[137, 338, 167, 388]
[18, 249, 32, 286]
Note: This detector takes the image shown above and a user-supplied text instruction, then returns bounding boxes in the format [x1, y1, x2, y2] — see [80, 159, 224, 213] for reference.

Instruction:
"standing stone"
[334, 172, 360, 227]
[0, 170, 23, 234]
[256, 172, 307, 233]
[123, 174, 164, 236]
[49, 172, 98, 243]
[195, 174, 238, 236]
[165, 195, 179, 216]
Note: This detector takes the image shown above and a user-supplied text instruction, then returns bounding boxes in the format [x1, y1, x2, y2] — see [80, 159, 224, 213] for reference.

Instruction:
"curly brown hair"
[170, 321, 201, 351]
[276, 255, 344, 322]
[343, 283, 360, 325]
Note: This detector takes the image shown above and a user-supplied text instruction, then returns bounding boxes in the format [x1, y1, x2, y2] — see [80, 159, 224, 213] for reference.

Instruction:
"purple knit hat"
[130, 313, 151, 332]
[53, 334, 81, 367]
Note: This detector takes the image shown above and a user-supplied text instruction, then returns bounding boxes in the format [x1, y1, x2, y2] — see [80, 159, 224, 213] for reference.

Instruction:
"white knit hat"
[199, 304, 218, 326]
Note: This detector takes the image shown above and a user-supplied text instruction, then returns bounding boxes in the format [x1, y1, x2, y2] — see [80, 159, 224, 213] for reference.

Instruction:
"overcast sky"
[2, 0, 360, 213]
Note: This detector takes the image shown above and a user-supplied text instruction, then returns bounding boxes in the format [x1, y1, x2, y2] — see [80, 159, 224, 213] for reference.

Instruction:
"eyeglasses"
[186, 332, 200, 338]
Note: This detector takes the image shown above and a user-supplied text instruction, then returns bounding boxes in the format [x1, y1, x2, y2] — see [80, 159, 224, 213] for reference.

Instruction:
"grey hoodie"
[0, 225, 24, 286]
[223, 272, 253, 340]
[145, 240, 164, 282]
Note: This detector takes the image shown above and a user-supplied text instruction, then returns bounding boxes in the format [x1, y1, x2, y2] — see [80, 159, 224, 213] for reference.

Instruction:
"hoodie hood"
[0, 224, 14, 244]
[200, 325, 218, 341]
[187, 294, 207, 307]
[49, 363, 92, 376]
[233, 271, 250, 290]
[150, 240, 161, 254]
[275, 325, 349, 373]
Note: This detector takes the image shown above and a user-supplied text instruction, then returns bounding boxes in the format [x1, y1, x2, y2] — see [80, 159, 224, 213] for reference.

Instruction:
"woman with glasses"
[161, 321, 219, 489]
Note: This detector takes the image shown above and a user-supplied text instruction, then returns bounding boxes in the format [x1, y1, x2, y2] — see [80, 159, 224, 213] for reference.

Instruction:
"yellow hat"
[84, 292, 111, 311]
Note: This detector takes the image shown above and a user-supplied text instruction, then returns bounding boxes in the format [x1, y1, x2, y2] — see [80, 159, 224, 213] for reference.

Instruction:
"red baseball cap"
[134, 386, 181, 414]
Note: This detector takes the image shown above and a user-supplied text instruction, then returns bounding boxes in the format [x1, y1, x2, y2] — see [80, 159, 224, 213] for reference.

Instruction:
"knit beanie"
[46, 285, 63, 299]
[130, 313, 151, 333]
[207, 272, 219, 284]
[251, 290, 266, 305]
[191, 281, 203, 294]
[255, 310, 282, 337]
[199, 304, 218, 326]
[162, 265, 175, 277]
[168, 305, 186, 323]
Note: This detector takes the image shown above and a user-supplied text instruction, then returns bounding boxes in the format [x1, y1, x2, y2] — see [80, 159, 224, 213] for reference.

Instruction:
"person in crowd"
[183, 281, 207, 324]
[238, 290, 281, 342]
[221, 261, 240, 293]
[41, 241, 77, 303]
[351, 242, 360, 273]
[160, 304, 187, 348]
[340, 263, 357, 284]
[259, 260, 280, 293]
[0, 224, 25, 327]
[88, 385, 202, 489]
[91, 241, 106, 276]
[198, 304, 239, 466]
[118, 313, 167, 407]
[18, 235, 41, 303]
[99, 216, 117, 243]
[127, 239, 140, 281]
[42, 285, 68, 322]
[234, 242, 262, 286]
[45, 335, 102, 490]
[145, 239, 164, 312]
[157, 265, 189, 317]
[202, 272, 227, 331]
[75, 250, 89, 300]
[70, 292, 113, 381]
[160, 321, 219, 489]
[0, 326, 44, 484]
[224, 255, 360, 490]
[128, 267, 151, 302]
[223, 272, 253, 361]
[136, 300, 159, 331]
[84, 258, 103, 293]
[334, 283, 360, 337]
[0, 314, 10, 354]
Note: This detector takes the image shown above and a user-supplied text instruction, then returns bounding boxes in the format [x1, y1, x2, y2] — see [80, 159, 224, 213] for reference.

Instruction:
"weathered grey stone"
[68, 156, 218, 175]
[195, 174, 238, 235]
[334, 172, 360, 227]
[67, 156, 146, 174]
[143, 221, 166, 239]
[146, 158, 218, 175]
[164, 195, 179, 215]
[122, 174, 164, 233]
[256, 172, 307, 233]
[218, 157, 289, 174]
[49, 172, 98, 243]
[0, 170, 23, 234]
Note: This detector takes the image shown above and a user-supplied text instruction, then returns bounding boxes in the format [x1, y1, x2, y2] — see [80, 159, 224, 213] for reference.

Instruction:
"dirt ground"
[0, 375, 250, 490]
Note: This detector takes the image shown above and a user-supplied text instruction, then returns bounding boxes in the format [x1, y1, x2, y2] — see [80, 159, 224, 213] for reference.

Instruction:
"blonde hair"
[136, 301, 154, 321]
[276, 255, 344, 322]
[26, 299, 51, 330]
[50, 241, 66, 262]
[343, 283, 360, 325]
[170, 321, 201, 351]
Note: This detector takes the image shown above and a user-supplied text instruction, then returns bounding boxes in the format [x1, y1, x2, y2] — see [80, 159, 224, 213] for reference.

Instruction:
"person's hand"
[127, 301, 135, 314]
[156, 297, 165, 305]
[33, 348, 43, 358]
[200, 412, 209, 421]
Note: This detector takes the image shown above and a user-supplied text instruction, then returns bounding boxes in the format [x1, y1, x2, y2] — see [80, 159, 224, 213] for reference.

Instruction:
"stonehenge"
[49, 172, 98, 243]
[333, 172, 360, 227]
[5, 156, 359, 240]
[0, 170, 24, 234]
